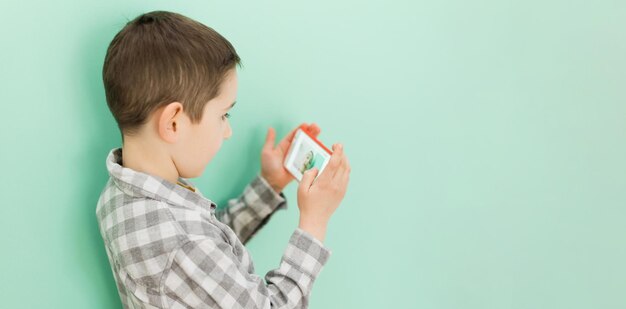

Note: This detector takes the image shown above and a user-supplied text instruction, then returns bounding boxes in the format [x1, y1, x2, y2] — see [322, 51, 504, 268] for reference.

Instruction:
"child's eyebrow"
[224, 101, 236, 110]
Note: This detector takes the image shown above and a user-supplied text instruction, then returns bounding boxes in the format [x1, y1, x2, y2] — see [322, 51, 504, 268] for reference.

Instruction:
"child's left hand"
[260, 123, 321, 193]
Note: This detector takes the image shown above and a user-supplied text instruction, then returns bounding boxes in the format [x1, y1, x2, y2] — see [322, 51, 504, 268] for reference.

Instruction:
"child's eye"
[222, 112, 231, 120]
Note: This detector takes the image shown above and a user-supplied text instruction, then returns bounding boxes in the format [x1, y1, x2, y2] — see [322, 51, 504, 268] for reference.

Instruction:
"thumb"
[299, 168, 319, 192]
[264, 127, 276, 150]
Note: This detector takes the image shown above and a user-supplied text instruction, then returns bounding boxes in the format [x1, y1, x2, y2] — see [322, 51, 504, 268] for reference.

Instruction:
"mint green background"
[1, 0, 625, 308]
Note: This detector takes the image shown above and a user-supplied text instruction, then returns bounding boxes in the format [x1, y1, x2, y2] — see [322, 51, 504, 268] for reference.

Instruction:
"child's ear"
[157, 102, 184, 143]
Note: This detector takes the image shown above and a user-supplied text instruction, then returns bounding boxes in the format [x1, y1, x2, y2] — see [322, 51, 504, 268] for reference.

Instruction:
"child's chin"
[180, 166, 205, 179]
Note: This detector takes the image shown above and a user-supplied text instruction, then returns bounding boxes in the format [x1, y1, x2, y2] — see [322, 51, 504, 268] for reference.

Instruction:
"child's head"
[103, 11, 241, 178]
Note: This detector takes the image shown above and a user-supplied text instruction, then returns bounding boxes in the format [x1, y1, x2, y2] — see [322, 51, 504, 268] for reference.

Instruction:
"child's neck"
[121, 137, 180, 185]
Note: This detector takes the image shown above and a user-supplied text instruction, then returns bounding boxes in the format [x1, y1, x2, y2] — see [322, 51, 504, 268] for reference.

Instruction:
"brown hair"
[102, 11, 242, 139]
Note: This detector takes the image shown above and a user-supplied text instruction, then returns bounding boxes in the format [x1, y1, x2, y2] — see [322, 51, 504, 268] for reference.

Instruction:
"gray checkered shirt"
[96, 148, 332, 308]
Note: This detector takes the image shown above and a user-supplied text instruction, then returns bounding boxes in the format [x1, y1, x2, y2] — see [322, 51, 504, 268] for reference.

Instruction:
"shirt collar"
[105, 147, 217, 212]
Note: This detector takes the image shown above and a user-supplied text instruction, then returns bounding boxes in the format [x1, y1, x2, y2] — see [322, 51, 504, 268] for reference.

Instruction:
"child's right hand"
[297, 144, 350, 242]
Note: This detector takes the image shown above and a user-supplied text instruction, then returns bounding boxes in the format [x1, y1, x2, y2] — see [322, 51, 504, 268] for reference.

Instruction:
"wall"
[1, 0, 625, 308]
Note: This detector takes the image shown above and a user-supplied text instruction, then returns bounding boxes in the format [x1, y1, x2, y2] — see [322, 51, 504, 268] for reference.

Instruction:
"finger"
[317, 143, 343, 181]
[307, 123, 321, 138]
[263, 127, 276, 151]
[332, 151, 351, 182]
[331, 152, 346, 179]
[331, 153, 350, 191]
[333, 154, 350, 181]
[332, 163, 346, 185]
[340, 171, 350, 192]
[298, 167, 319, 192]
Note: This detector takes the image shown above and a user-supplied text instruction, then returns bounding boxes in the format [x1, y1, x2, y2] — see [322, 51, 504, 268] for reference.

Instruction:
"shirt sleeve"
[214, 174, 287, 245]
[161, 228, 332, 309]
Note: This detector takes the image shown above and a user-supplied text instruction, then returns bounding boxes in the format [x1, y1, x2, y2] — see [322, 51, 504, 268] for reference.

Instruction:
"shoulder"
[97, 183, 186, 254]
[96, 185, 186, 287]
[96, 178, 227, 267]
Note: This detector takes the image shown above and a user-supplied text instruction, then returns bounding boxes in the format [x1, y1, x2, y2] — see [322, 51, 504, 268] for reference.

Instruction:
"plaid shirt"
[96, 148, 332, 308]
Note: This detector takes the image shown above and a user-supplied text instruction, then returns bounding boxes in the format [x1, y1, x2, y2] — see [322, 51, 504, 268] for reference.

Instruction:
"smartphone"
[283, 125, 333, 182]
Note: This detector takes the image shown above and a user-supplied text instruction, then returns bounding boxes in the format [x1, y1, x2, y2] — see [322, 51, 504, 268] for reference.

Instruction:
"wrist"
[298, 216, 328, 243]
[270, 183, 283, 194]
[260, 173, 284, 194]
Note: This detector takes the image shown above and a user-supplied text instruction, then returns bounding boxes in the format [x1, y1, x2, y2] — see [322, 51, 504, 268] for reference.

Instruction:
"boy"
[96, 10, 351, 309]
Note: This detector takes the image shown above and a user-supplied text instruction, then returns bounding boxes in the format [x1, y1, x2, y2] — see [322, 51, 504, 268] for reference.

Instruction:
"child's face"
[173, 68, 238, 178]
